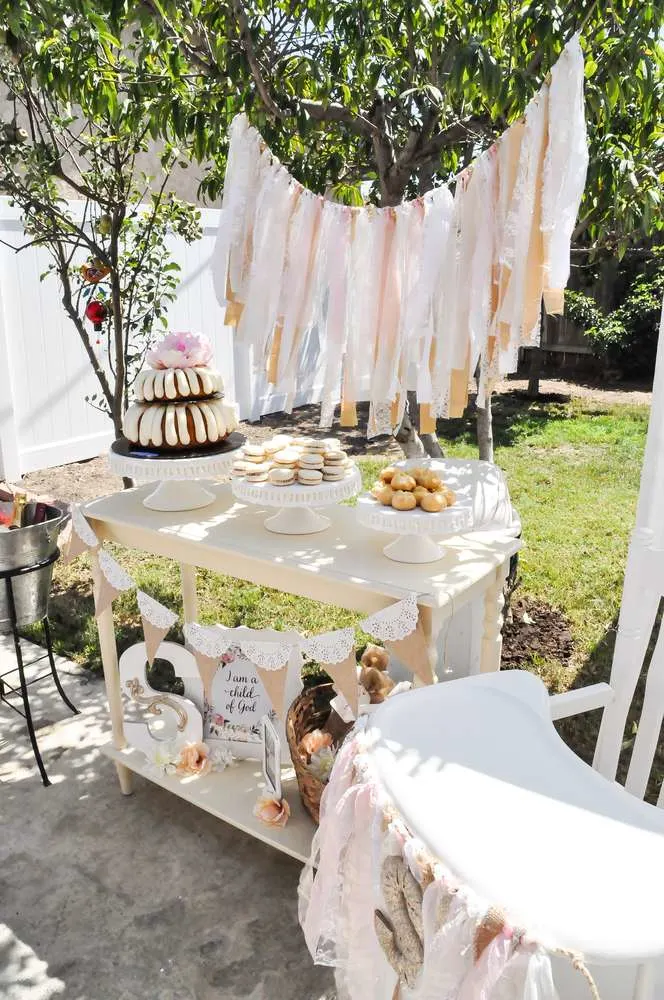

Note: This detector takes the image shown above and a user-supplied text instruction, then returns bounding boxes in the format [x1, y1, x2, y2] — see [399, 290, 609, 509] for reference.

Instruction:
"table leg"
[479, 561, 508, 674]
[180, 564, 198, 624]
[91, 551, 133, 795]
[418, 605, 444, 685]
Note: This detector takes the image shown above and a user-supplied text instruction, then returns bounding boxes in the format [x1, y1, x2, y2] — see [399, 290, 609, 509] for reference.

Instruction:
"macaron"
[231, 460, 251, 478]
[245, 462, 270, 482]
[273, 447, 300, 466]
[323, 449, 348, 464]
[297, 468, 323, 486]
[300, 440, 327, 455]
[243, 444, 267, 463]
[298, 453, 324, 469]
[264, 435, 292, 455]
[268, 467, 296, 486]
[322, 438, 341, 451]
[322, 466, 346, 481]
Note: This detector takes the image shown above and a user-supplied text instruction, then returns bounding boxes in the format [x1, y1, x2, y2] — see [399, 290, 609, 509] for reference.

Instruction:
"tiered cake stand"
[231, 466, 362, 534]
[109, 434, 245, 512]
[356, 459, 475, 563]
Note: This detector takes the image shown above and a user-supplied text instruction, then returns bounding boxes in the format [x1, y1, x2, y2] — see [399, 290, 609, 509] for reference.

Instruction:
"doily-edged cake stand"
[232, 466, 362, 534]
[109, 434, 246, 511]
[356, 459, 476, 563]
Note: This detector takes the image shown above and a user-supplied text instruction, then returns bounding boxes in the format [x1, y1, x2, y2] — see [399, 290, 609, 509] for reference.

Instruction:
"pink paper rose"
[253, 795, 290, 829]
[300, 729, 333, 757]
[147, 332, 213, 370]
[175, 741, 212, 777]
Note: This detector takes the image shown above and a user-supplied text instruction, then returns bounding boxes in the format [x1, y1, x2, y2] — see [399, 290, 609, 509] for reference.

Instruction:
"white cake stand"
[231, 466, 362, 534]
[356, 459, 475, 563]
[109, 434, 245, 511]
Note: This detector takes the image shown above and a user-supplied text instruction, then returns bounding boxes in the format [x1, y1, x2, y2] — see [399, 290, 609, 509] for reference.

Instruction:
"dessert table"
[84, 482, 520, 861]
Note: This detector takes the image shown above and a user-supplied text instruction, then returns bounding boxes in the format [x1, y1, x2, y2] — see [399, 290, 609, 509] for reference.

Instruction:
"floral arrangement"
[150, 740, 233, 778]
[147, 331, 213, 370]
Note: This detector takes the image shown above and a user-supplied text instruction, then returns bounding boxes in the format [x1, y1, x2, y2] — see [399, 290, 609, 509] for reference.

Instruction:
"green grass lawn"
[47, 393, 649, 706]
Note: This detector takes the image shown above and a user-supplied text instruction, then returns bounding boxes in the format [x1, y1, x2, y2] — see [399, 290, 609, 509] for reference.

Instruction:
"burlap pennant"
[142, 619, 169, 666]
[385, 622, 434, 686]
[255, 665, 288, 720]
[323, 651, 359, 717]
[93, 574, 125, 618]
[137, 592, 178, 666]
[93, 550, 134, 618]
[194, 652, 221, 703]
[60, 507, 99, 564]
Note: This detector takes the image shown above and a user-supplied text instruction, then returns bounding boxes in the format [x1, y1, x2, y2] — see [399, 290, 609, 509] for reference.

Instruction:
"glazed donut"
[391, 472, 417, 492]
[420, 491, 447, 513]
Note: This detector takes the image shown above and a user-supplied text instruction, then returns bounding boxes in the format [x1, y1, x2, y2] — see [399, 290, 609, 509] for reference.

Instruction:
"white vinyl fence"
[0, 198, 324, 481]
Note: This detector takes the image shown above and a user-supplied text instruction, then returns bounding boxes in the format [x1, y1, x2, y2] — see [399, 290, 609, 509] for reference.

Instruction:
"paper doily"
[137, 591, 178, 630]
[239, 639, 293, 671]
[184, 622, 233, 658]
[98, 549, 135, 592]
[72, 505, 100, 548]
[301, 627, 355, 665]
[361, 593, 420, 642]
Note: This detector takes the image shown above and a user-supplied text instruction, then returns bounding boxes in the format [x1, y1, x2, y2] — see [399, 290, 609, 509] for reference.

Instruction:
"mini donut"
[391, 490, 417, 511]
[379, 466, 397, 483]
[410, 467, 430, 485]
[372, 483, 394, 506]
[391, 472, 417, 492]
[412, 485, 429, 505]
[445, 489, 456, 506]
[420, 491, 447, 513]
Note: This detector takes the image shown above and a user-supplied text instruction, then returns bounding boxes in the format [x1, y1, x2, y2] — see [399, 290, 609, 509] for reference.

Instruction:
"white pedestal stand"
[108, 434, 245, 512]
[355, 459, 503, 563]
[231, 467, 362, 534]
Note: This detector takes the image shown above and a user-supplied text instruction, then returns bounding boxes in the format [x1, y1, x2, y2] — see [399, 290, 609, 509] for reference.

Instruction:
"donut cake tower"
[123, 332, 238, 452]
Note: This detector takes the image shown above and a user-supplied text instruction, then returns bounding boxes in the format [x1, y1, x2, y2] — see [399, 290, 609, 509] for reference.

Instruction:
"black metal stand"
[0, 551, 79, 786]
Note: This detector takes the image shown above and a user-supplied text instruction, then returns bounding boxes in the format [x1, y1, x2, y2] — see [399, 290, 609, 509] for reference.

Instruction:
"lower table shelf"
[103, 744, 316, 863]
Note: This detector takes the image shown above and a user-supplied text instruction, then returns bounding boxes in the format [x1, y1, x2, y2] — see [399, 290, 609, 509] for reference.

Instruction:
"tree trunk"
[527, 303, 547, 397]
[526, 347, 542, 397]
[476, 394, 494, 462]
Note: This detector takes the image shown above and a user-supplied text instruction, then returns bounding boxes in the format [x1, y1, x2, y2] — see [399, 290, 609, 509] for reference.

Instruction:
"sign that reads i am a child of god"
[206, 647, 275, 758]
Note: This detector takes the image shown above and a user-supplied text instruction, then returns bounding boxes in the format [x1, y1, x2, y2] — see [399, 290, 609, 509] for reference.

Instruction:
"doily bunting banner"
[361, 594, 434, 686]
[137, 591, 178, 666]
[93, 550, 135, 618]
[324, 651, 359, 717]
[60, 506, 100, 564]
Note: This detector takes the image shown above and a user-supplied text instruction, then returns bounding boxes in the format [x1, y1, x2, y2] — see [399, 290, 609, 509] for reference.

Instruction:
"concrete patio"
[0, 636, 333, 1000]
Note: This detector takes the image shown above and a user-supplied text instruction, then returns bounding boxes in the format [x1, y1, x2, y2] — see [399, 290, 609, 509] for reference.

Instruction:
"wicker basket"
[286, 683, 352, 825]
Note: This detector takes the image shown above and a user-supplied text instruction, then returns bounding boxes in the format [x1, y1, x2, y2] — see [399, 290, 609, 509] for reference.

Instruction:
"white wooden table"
[84, 483, 520, 861]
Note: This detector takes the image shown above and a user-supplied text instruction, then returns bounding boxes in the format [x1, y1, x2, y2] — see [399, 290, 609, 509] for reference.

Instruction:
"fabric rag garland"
[213, 36, 588, 437]
[298, 722, 601, 1000]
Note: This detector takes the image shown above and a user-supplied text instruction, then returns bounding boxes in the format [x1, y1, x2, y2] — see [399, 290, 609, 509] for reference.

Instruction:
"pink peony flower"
[300, 729, 333, 757]
[175, 741, 212, 777]
[213, 713, 225, 726]
[147, 332, 213, 370]
[253, 795, 290, 828]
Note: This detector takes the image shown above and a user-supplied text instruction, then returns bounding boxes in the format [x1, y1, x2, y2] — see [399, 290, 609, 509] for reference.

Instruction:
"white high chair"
[367, 301, 664, 1000]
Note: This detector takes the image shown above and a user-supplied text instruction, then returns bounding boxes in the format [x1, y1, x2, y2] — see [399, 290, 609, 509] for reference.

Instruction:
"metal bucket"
[0, 504, 66, 633]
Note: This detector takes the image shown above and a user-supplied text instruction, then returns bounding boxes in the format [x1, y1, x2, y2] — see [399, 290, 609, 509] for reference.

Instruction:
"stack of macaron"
[231, 435, 355, 487]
